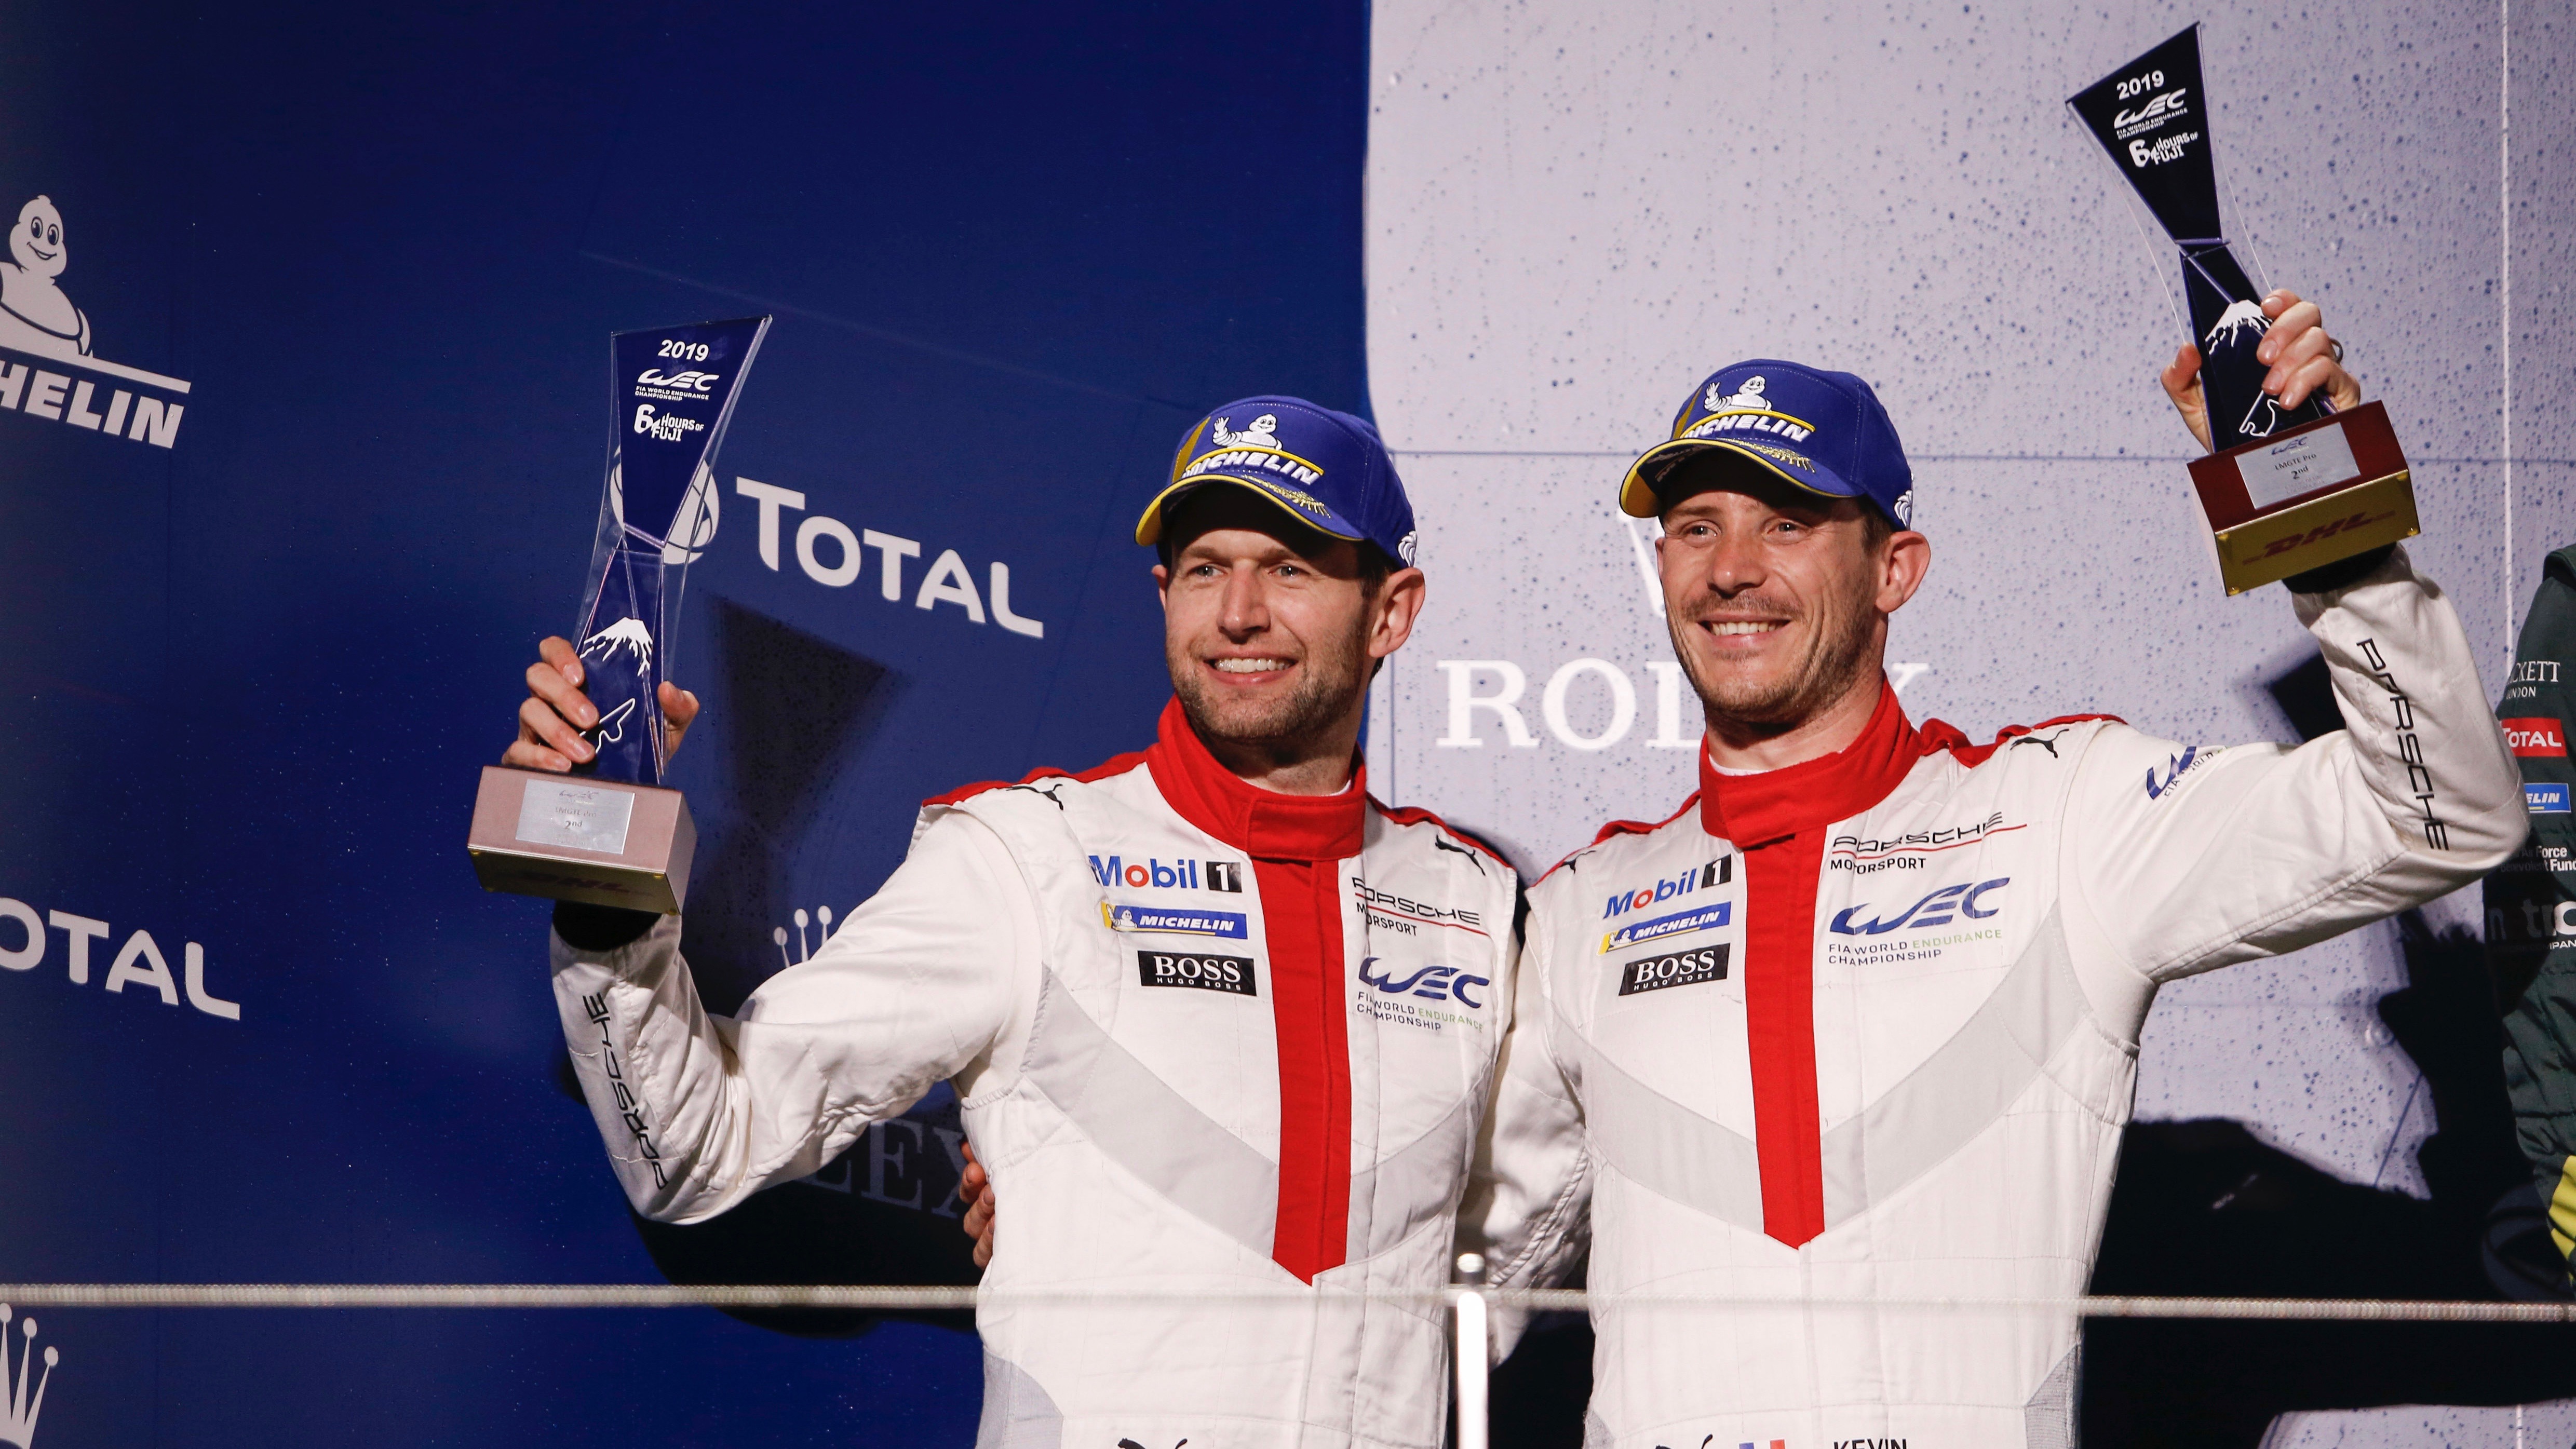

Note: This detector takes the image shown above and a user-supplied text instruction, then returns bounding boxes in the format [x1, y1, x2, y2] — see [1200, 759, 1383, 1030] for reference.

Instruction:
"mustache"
[1675, 593, 1801, 626]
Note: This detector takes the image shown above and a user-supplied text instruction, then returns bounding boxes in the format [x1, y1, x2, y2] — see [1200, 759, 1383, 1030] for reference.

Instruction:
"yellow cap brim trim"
[1135, 473, 1367, 546]
[1616, 438, 1853, 518]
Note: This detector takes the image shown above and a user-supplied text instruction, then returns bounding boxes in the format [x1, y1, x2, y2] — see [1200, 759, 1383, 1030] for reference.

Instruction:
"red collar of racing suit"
[1142, 696, 1367, 863]
[1696, 679, 1954, 846]
[1689, 678, 1973, 1249]
[1675, 682, 2111, 1248]
[1142, 694, 1365, 1282]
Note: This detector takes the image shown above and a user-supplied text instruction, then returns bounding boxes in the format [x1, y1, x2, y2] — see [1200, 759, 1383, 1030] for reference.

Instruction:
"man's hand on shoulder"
[961, 1141, 997, 1268]
[501, 634, 700, 771]
[2158, 289, 2364, 451]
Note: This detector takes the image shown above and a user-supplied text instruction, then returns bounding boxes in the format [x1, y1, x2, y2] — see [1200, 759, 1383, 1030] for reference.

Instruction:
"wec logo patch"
[1830, 878, 2009, 936]
[1359, 957, 1489, 1009]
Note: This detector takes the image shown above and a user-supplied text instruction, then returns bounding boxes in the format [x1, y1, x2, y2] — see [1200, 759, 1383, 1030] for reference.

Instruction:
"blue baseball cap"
[1620, 360, 1917, 530]
[1137, 396, 1420, 566]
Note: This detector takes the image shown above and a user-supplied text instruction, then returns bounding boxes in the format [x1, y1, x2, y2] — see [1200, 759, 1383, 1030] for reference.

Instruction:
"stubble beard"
[1668, 591, 1879, 732]
[1168, 621, 1371, 756]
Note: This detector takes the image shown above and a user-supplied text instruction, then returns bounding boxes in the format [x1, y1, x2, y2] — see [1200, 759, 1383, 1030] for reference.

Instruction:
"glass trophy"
[2070, 26, 2418, 594]
[467, 315, 771, 912]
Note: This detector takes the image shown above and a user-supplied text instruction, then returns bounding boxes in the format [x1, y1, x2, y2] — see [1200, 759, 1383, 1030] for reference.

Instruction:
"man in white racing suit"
[1459, 295, 2530, 1446]
[505, 396, 1520, 1449]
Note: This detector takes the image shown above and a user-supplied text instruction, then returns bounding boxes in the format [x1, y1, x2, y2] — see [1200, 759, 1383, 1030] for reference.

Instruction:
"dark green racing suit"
[2489, 543, 2576, 1268]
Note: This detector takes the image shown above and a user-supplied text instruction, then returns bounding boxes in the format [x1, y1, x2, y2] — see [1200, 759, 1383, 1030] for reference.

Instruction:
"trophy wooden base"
[2187, 400, 2419, 595]
[466, 765, 696, 914]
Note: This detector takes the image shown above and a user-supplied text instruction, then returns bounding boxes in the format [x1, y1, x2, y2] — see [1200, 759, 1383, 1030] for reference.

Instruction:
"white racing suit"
[551, 698, 1520, 1449]
[1469, 549, 2528, 1447]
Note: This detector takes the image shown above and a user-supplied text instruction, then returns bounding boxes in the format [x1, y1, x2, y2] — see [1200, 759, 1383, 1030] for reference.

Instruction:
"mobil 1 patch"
[1618, 944, 1731, 996]
[1136, 950, 1259, 996]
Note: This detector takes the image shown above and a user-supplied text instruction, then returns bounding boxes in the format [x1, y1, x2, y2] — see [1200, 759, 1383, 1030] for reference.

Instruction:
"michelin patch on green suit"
[2489, 544, 2576, 1265]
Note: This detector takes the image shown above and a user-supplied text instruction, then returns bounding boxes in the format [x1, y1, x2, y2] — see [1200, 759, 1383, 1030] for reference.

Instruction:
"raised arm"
[2061, 296, 2525, 1025]
[505, 642, 1034, 1224]
[2062, 553, 2524, 1019]
[550, 812, 1035, 1223]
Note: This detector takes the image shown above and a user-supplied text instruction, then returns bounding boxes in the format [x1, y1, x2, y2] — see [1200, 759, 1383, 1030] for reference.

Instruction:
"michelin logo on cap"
[1138, 394, 1422, 569]
[1210, 413, 1283, 450]
[1708, 376, 1770, 411]
[1679, 374, 1818, 445]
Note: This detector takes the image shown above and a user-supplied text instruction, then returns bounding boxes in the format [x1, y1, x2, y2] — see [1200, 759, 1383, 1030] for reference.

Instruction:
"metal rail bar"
[1, 1285, 2569, 1321]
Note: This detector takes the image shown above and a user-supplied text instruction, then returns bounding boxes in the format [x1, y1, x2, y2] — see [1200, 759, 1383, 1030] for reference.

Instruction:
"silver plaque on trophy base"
[466, 765, 697, 914]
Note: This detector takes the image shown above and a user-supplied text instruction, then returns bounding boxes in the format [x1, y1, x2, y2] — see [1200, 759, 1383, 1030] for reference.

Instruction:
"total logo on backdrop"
[0, 195, 191, 450]
[734, 477, 1048, 639]
[0, 896, 240, 1021]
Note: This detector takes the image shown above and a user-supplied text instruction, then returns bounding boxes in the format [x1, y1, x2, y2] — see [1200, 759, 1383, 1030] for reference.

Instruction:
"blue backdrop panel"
[0, 3, 1367, 1444]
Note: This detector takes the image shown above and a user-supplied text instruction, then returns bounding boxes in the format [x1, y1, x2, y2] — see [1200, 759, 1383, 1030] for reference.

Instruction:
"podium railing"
[6, 1283, 2570, 1449]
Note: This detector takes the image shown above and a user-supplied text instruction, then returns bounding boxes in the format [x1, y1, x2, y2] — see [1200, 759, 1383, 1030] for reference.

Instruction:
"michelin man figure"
[1211, 412, 1282, 450]
[1708, 374, 1769, 412]
[0, 196, 93, 358]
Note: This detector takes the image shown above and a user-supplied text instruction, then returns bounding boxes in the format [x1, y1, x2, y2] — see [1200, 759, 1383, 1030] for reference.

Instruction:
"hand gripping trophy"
[2071, 27, 2418, 594]
[466, 316, 771, 912]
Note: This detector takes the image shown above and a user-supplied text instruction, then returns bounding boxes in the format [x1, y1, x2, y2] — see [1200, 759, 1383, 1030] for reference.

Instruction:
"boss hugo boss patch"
[1618, 944, 1731, 996]
[1136, 950, 1258, 996]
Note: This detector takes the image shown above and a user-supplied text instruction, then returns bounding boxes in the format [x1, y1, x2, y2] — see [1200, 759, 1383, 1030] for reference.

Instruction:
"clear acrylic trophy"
[467, 315, 772, 912]
[2070, 28, 2419, 594]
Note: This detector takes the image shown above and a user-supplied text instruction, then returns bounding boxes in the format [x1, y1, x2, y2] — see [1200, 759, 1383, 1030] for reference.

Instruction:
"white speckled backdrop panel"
[1364, 0, 2573, 1427]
